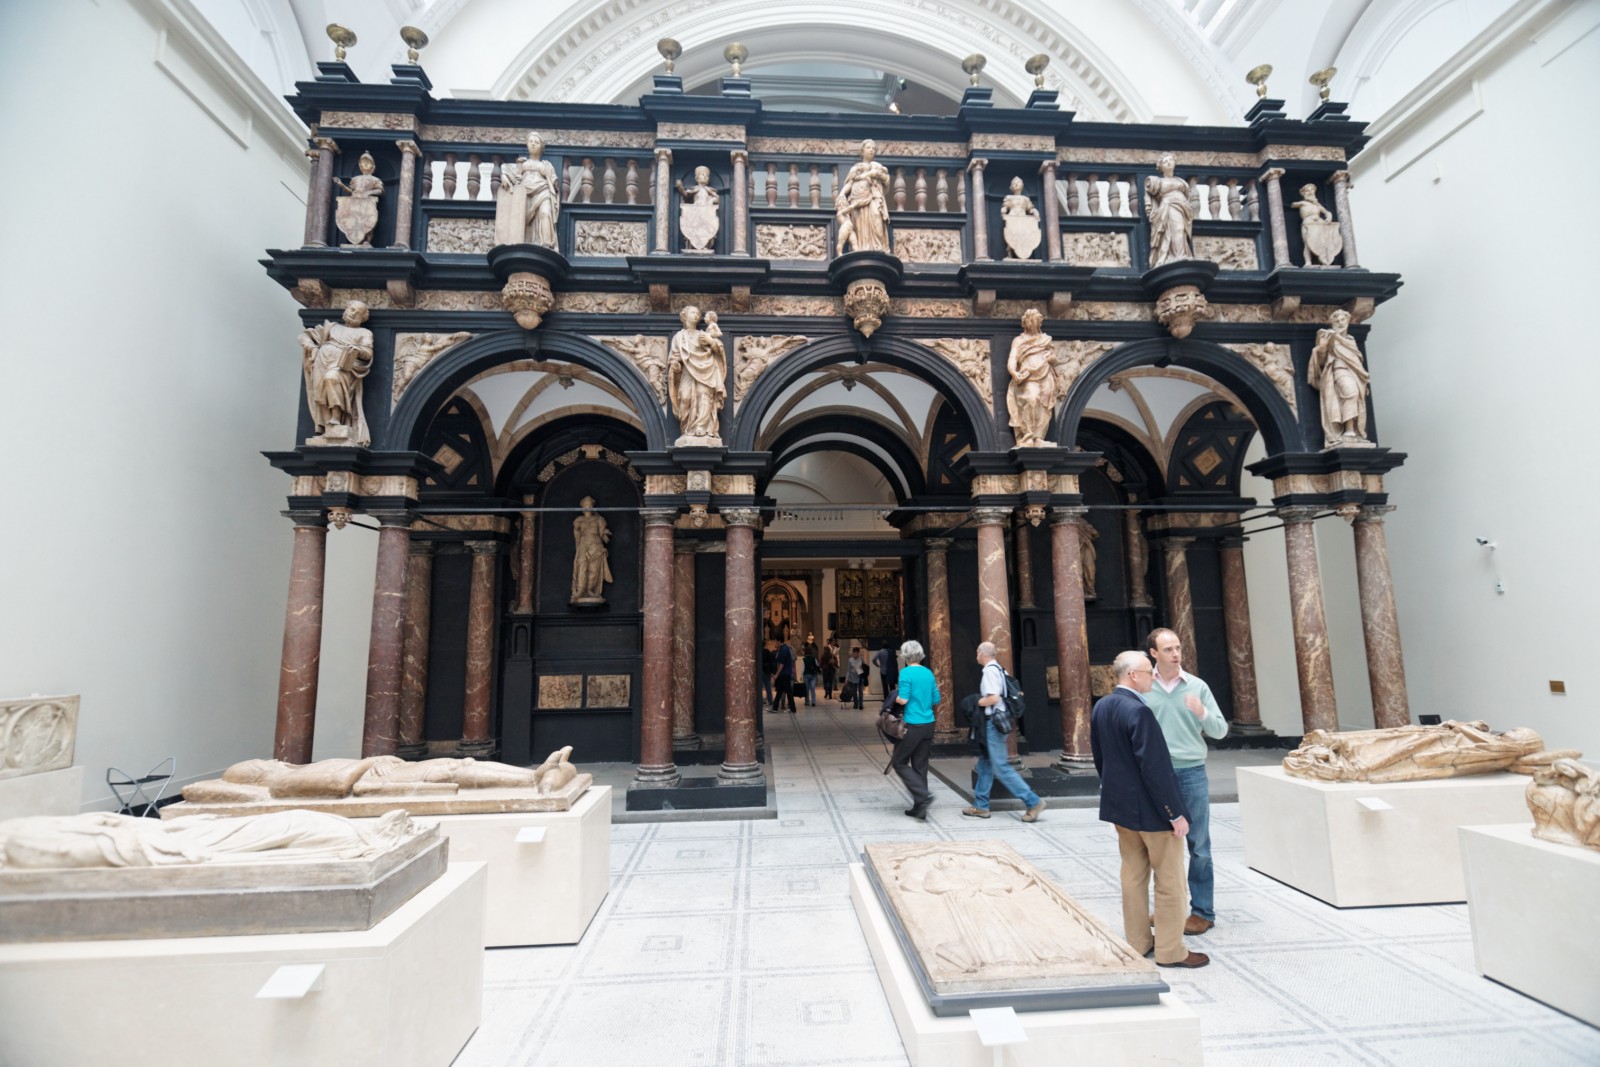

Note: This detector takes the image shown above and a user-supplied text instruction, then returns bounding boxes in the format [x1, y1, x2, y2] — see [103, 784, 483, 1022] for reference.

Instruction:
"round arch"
[386, 328, 672, 453]
[731, 334, 999, 455]
[1052, 337, 1302, 457]
[764, 418, 930, 500]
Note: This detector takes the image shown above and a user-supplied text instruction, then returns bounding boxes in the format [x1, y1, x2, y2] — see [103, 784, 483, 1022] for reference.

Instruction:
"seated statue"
[1526, 758, 1600, 851]
[0, 809, 417, 869]
[1283, 720, 1578, 783]
[183, 747, 584, 804]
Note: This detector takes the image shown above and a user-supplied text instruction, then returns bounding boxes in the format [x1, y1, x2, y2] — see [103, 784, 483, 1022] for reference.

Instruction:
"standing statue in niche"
[835, 139, 891, 256]
[1143, 153, 1194, 268]
[333, 151, 383, 247]
[1005, 308, 1058, 447]
[1291, 184, 1344, 267]
[569, 497, 613, 606]
[1000, 177, 1042, 261]
[1308, 308, 1372, 449]
[676, 165, 721, 254]
[1080, 521, 1099, 600]
[668, 305, 727, 444]
[299, 300, 374, 446]
[494, 132, 560, 248]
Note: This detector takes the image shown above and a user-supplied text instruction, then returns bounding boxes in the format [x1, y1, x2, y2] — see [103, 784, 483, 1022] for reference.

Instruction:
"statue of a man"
[1143, 152, 1194, 268]
[668, 305, 727, 444]
[299, 300, 374, 446]
[1291, 184, 1344, 267]
[835, 139, 891, 255]
[333, 151, 383, 247]
[676, 165, 720, 254]
[1308, 309, 1371, 448]
[495, 132, 560, 248]
[1005, 308, 1057, 447]
[570, 497, 612, 605]
[1000, 177, 1042, 261]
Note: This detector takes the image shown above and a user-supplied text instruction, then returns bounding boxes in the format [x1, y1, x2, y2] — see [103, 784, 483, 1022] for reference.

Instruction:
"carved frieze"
[973, 132, 1055, 153]
[1194, 236, 1260, 271]
[1053, 340, 1118, 396]
[393, 332, 472, 405]
[289, 475, 324, 497]
[658, 122, 745, 142]
[1062, 231, 1131, 268]
[538, 675, 583, 709]
[645, 474, 687, 496]
[755, 224, 829, 260]
[669, 292, 733, 314]
[916, 338, 993, 407]
[595, 335, 669, 405]
[415, 513, 513, 534]
[971, 472, 1019, 496]
[573, 220, 647, 257]
[749, 295, 843, 316]
[556, 291, 653, 314]
[748, 137, 966, 158]
[1059, 144, 1347, 167]
[426, 218, 495, 255]
[417, 125, 654, 149]
[890, 298, 970, 318]
[1062, 302, 1155, 322]
[1225, 342, 1298, 413]
[712, 474, 755, 495]
[585, 675, 631, 708]
[320, 111, 415, 131]
[734, 336, 811, 404]
[537, 444, 639, 484]
[893, 228, 964, 264]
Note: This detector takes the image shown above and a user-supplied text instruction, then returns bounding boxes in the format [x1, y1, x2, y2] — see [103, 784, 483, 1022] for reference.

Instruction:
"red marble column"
[514, 496, 536, 614]
[1013, 513, 1036, 609]
[671, 543, 701, 749]
[720, 510, 763, 782]
[392, 140, 421, 250]
[362, 514, 413, 757]
[973, 507, 1019, 762]
[1353, 506, 1410, 728]
[1329, 170, 1359, 268]
[1050, 510, 1094, 766]
[1218, 537, 1268, 735]
[458, 540, 500, 757]
[1161, 537, 1198, 658]
[305, 136, 338, 248]
[968, 158, 991, 261]
[925, 538, 959, 741]
[1261, 167, 1290, 268]
[1039, 160, 1062, 261]
[636, 511, 681, 786]
[1281, 507, 1339, 733]
[397, 539, 435, 759]
[275, 512, 328, 763]
[730, 149, 749, 256]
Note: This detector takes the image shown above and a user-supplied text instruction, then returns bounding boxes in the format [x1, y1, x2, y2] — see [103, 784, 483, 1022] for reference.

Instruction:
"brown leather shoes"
[960, 806, 991, 818]
[1021, 799, 1047, 822]
[1184, 915, 1214, 935]
[1157, 952, 1210, 969]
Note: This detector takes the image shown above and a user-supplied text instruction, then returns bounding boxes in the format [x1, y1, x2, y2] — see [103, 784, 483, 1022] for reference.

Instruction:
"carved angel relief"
[917, 338, 993, 407]
[734, 336, 810, 403]
[596, 335, 670, 406]
[1052, 340, 1116, 397]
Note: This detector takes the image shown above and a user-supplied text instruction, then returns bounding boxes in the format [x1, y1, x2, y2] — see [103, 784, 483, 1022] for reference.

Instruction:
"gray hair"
[1112, 650, 1152, 680]
[976, 641, 998, 661]
[900, 640, 924, 664]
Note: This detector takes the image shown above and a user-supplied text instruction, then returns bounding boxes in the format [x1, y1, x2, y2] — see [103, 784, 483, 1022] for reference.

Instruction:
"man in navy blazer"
[1091, 650, 1209, 969]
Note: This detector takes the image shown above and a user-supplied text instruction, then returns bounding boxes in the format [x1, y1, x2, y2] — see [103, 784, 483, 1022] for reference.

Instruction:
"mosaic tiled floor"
[454, 704, 1600, 1066]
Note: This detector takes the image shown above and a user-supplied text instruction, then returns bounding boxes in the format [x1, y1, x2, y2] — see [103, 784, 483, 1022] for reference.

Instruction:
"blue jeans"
[761, 675, 773, 707]
[803, 672, 818, 705]
[973, 719, 1040, 809]
[1174, 764, 1213, 921]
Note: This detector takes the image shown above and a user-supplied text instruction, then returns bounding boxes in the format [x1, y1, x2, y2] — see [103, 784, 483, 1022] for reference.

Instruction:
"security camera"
[1475, 537, 1490, 545]
[1475, 537, 1497, 549]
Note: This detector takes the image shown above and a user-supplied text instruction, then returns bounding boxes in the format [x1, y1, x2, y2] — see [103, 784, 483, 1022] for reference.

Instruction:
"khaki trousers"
[1116, 823, 1190, 964]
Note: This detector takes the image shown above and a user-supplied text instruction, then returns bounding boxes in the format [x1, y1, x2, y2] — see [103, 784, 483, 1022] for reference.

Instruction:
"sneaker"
[961, 806, 991, 819]
[1021, 799, 1047, 822]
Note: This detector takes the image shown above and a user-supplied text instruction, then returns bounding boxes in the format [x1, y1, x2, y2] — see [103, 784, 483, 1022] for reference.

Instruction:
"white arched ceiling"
[1083, 367, 1248, 479]
[453, 359, 642, 473]
[773, 432, 913, 499]
[758, 365, 935, 457]
[766, 450, 898, 536]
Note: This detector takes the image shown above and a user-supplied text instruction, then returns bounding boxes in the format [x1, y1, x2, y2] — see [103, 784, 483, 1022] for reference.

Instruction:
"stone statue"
[1000, 177, 1042, 261]
[570, 499, 613, 606]
[1291, 184, 1343, 267]
[1283, 720, 1578, 783]
[1143, 153, 1194, 268]
[835, 139, 891, 256]
[668, 305, 727, 444]
[1005, 309, 1057, 447]
[1308, 308, 1372, 448]
[494, 132, 560, 248]
[0, 809, 418, 868]
[181, 750, 584, 804]
[1526, 758, 1600, 851]
[299, 300, 374, 446]
[675, 165, 720, 254]
[333, 151, 383, 247]
[392, 331, 472, 403]
[1080, 521, 1099, 599]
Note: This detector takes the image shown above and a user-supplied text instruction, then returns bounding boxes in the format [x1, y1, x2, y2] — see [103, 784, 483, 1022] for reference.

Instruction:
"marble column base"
[1052, 754, 1096, 773]
[1226, 722, 1278, 739]
[672, 733, 704, 751]
[632, 765, 682, 788]
[456, 738, 497, 759]
[395, 741, 429, 760]
[717, 762, 765, 783]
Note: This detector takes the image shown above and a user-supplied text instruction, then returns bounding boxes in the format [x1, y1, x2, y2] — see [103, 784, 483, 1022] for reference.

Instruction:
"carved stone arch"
[731, 334, 999, 455]
[386, 328, 672, 453]
[1053, 338, 1302, 458]
[496, 414, 648, 498]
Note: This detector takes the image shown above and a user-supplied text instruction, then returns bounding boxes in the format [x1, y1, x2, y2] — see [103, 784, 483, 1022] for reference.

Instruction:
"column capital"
[409, 538, 437, 556]
[971, 506, 1009, 526]
[1278, 505, 1320, 523]
[1353, 504, 1394, 524]
[654, 146, 673, 162]
[1260, 166, 1285, 182]
[720, 507, 760, 527]
[924, 536, 951, 551]
[1050, 506, 1088, 525]
[396, 139, 421, 156]
[465, 539, 500, 555]
[1038, 158, 1058, 176]
[967, 156, 989, 174]
[370, 510, 415, 528]
[1160, 534, 1196, 549]
[283, 509, 329, 529]
[314, 136, 339, 153]
[1328, 169, 1352, 186]
[729, 148, 748, 165]
[641, 507, 680, 527]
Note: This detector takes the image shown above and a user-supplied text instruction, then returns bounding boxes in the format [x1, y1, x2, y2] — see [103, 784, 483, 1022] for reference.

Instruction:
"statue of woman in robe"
[494, 132, 560, 248]
[298, 300, 374, 445]
[834, 139, 891, 255]
[570, 497, 613, 605]
[668, 305, 727, 443]
[1307, 309, 1371, 448]
[1143, 152, 1194, 268]
[1004, 308, 1057, 447]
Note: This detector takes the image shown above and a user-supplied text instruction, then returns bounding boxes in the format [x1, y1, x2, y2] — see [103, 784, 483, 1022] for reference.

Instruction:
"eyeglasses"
[1127, 668, 1153, 676]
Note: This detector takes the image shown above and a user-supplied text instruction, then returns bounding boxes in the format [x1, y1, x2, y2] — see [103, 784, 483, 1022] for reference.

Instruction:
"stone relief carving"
[1155, 285, 1213, 339]
[502, 272, 554, 330]
[320, 111, 413, 131]
[894, 228, 964, 264]
[557, 291, 653, 314]
[417, 125, 653, 149]
[1225, 342, 1297, 413]
[1005, 309, 1056, 447]
[644, 474, 687, 496]
[1193, 236, 1260, 271]
[1144, 152, 1194, 268]
[1000, 178, 1042, 261]
[835, 140, 892, 255]
[892, 298, 971, 318]
[570, 497, 613, 605]
[538, 675, 583, 709]
[537, 445, 639, 484]
[1063, 302, 1155, 322]
[333, 152, 383, 247]
[748, 137, 966, 158]
[1292, 184, 1344, 266]
[426, 218, 496, 254]
[675, 166, 720, 253]
[414, 290, 501, 312]
[669, 305, 727, 444]
[1052, 340, 1117, 397]
[750, 295, 843, 316]
[755, 224, 829, 261]
[734, 335, 811, 403]
[1060, 144, 1347, 168]
[596, 335, 669, 405]
[1283, 721, 1577, 783]
[300, 301, 374, 447]
[712, 474, 755, 495]
[574, 220, 648, 257]
[493, 132, 560, 247]
[973, 133, 1055, 153]
[1527, 759, 1600, 851]
[844, 279, 891, 337]
[586, 675, 631, 708]
[1309, 309, 1372, 449]
[658, 122, 745, 142]
[392, 332, 472, 405]
[670, 292, 733, 314]
[918, 338, 993, 407]
[1063, 231, 1131, 268]
[0, 696, 77, 781]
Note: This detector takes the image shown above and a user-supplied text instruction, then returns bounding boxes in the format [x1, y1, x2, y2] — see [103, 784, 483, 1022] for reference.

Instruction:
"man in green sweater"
[1143, 627, 1229, 935]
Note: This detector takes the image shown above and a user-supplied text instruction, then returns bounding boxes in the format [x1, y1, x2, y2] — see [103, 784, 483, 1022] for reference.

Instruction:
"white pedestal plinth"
[0, 863, 487, 1067]
[848, 864, 1201, 1067]
[1237, 765, 1530, 906]
[0, 765, 83, 820]
[1460, 824, 1600, 1026]
[420, 784, 610, 947]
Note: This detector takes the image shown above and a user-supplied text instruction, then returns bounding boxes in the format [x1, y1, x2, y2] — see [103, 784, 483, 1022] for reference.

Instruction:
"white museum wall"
[0, 0, 375, 808]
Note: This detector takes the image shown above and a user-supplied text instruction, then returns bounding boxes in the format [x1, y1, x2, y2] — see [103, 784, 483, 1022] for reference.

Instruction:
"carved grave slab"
[0, 696, 77, 781]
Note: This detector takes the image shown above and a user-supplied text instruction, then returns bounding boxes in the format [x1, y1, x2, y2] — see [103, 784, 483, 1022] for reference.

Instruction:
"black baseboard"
[625, 774, 769, 811]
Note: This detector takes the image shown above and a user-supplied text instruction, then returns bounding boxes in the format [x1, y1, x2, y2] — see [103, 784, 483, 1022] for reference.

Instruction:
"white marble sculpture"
[1526, 758, 1600, 851]
[0, 696, 77, 781]
[392, 331, 472, 403]
[1080, 521, 1098, 599]
[1308, 309, 1371, 449]
[494, 132, 560, 248]
[1005, 308, 1057, 447]
[835, 140, 891, 255]
[676, 166, 720, 254]
[1000, 177, 1041, 261]
[1291, 184, 1343, 267]
[668, 305, 727, 444]
[1143, 153, 1194, 268]
[570, 498, 613, 605]
[1283, 720, 1578, 783]
[333, 151, 383, 247]
[300, 300, 374, 446]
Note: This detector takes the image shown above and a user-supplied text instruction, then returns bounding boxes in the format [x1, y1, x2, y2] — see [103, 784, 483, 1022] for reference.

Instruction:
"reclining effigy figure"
[182, 747, 583, 804]
[1526, 758, 1600, 851]
[1283, 720, 1578, 783]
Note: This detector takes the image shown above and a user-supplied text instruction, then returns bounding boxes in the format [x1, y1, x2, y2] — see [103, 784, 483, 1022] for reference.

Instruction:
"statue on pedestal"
[494, 132, 560, 248]
[676, 166, 720, 254]
[1000, 177, 1041, 261]
[668, 305, 727, 444]
[570, 498, 613, 606]
[1291, 184, 1344, 267]
[1308, 309, 1372, 448]
[333, 151, 383, 247]
[1143, 153, 1194, 268]
[1004, 308, 1057, 447]
[299, 300, 374, 446]
[835, 140, 891, 255]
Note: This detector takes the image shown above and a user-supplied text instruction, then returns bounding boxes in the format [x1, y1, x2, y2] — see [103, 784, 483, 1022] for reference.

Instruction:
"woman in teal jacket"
[889, 639, 941, 820]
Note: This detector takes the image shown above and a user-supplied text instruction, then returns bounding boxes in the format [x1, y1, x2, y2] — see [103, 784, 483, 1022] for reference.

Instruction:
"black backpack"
[986, 662, 1026, 734]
